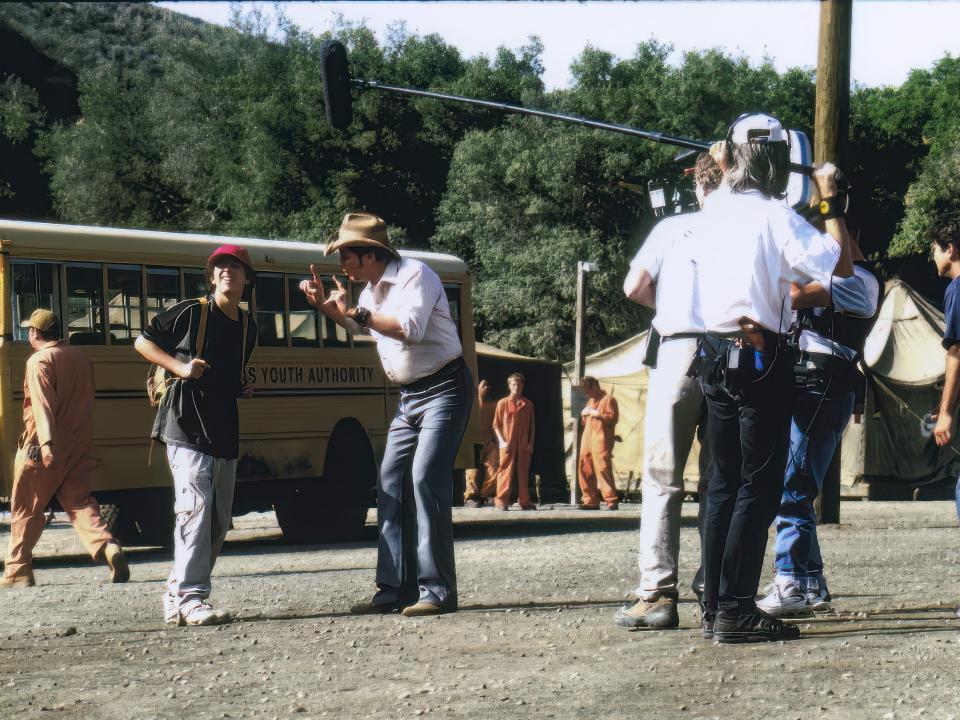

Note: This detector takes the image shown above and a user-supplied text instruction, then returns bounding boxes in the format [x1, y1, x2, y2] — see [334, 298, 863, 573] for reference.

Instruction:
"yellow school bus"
[0, 219, 480, 544]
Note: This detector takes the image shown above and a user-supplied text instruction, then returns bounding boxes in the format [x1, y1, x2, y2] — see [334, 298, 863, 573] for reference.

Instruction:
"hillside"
[0, 2, 221, 72]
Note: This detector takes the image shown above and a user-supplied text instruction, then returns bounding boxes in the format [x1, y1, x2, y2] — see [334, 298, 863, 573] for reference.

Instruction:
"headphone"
[723, 112, 792, 167]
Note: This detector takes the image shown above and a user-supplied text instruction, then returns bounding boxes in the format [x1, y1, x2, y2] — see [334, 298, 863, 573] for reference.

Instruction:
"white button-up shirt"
[357, 257, 462, 385]
[627, 187, 729, 337]
[688, 189, 842, 334]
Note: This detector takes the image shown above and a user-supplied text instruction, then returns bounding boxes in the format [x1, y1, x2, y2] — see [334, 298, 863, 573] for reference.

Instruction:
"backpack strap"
[240, 306, 249, 375]
[195, 296, 209, 360]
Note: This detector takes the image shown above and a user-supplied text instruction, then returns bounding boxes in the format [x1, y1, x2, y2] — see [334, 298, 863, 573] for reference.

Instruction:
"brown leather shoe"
[401, 601, 451, 617]
[0, 572, 36, 589]
[104, 542, 130, 584]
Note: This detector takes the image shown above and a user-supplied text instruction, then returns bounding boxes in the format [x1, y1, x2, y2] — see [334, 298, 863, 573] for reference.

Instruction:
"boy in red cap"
[135, 244, 257, 626]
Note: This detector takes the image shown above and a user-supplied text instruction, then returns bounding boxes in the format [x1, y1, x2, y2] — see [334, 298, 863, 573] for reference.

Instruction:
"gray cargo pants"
[165, 444, 237, 605]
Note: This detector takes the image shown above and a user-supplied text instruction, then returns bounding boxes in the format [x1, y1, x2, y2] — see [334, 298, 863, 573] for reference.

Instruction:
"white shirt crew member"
[355, 257, 462, 385]
[690, 189, 843, 334]
[625, 185, 728, 336]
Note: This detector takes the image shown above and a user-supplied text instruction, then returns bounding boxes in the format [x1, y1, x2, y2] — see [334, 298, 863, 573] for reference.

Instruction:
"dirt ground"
[1, 499, 959, 720]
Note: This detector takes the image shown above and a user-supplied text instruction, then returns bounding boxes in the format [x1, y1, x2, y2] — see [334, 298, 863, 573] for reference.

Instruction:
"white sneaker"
[804, 575, 833, 613]
[757, 576, 811, 618]
[163, 592, 184, 626]
[180, 598, 221, 626]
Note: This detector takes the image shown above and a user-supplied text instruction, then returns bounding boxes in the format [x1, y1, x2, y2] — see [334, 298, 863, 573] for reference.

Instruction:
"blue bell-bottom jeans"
[773, 389, 855, 579]
[373, 360, 473, 609]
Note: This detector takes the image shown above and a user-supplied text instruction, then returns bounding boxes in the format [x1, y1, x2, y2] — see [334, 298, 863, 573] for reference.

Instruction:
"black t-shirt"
[142, 296, 257, 459]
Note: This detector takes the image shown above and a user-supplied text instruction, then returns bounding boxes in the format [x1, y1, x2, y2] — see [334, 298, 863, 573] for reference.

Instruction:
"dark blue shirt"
[943, 277, 960, 349]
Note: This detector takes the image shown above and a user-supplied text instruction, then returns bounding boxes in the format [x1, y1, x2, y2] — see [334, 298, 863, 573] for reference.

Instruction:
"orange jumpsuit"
[493, 395, 535, 509]
[578, 391, 620, 508]
[464, 394, 499, 502]
[4, 341, 114, 581]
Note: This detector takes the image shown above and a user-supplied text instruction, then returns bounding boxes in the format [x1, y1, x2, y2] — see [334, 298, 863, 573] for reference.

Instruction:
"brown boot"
[401, 601, 451, 617]
[0, 571, 36, 589]
[613, 595, 679, 629]
[102, 542, 130, 584]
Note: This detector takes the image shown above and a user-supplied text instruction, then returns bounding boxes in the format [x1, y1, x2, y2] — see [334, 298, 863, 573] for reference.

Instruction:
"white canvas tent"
[562, 279, 960, 494]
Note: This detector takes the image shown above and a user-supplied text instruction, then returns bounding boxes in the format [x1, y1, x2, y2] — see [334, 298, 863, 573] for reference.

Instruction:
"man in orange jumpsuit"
[2, 309, 128, 588]
[577, 376, 620, 510]
[493, 372, 536, 510]
[464, 379, 499, 508]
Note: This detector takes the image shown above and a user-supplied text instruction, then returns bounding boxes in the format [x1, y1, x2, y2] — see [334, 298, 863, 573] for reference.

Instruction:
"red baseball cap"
[207, 244, 256, 297]
[208, 244, 256, 279]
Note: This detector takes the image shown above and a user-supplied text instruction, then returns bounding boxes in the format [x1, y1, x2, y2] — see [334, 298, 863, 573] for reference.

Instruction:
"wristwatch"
[817, 191, 847, 220]
[350, 306, 372, 328]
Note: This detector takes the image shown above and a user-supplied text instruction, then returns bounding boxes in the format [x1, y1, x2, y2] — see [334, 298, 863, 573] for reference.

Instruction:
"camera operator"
[691, 113, 854, 643]
[757, 222, 880, 618]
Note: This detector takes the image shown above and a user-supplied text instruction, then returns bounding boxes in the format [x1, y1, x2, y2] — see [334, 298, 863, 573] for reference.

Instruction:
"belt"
[660, 332, 703, 343]
[401, 356, 466, 392]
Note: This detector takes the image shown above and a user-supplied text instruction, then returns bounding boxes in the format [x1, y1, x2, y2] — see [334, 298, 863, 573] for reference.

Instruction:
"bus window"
[107, 265, 142, 345]
[255, 273, 286, 347]
[321, 278, 350, 347]
[444, 283, 462, 338]
[66, 263, 105, 345]
[10, 261, 60, 342]
[146, 267, 180, 324]
[288, 277, 319, 347]
[183, 268, 208, 299]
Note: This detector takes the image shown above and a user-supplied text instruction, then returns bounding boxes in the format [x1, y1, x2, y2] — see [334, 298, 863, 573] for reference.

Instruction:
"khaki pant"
[464, 438, 499, 501]
[4, 446, 113, 580]
[578, 447, 619, 508]
[637, 337, 707, 600]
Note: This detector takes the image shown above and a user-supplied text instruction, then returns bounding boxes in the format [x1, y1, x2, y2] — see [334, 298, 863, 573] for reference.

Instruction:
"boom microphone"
[319, 40, 816, 180]
[321, 40, 353, 130]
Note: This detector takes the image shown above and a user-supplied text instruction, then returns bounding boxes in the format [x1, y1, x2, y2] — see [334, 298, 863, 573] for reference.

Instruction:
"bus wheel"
[274, 418, 376, 543]
[103, 491, 174, 547]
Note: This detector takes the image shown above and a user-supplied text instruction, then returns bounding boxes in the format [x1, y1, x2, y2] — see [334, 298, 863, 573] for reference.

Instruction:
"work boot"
[103, 541, 130, 584]
[757, 575, 810, 618]
[604, 503, 619, 511]
[0, 572, 35, 589]
[613, 595, 679, 629]
[713, 609, 800, 644]
[401, 601, 450, 618]
[464, 499, 482, 509]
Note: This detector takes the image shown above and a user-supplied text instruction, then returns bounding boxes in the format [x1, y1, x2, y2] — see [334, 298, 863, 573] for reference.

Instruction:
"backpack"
[146, 297, 209, 407]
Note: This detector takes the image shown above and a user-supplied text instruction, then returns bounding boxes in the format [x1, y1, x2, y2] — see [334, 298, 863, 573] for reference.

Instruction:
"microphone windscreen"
[321, 40, 353, 131]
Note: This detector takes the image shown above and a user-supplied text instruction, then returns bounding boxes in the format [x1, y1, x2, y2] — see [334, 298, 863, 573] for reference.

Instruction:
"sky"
[156, 1, 960, 90]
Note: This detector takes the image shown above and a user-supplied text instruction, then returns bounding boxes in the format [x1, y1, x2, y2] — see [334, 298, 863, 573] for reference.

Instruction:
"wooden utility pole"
[814, 0, 852, 524]
[570, 261, 597, 506]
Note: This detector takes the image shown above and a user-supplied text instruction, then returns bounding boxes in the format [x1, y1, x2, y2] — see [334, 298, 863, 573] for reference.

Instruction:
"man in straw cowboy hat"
[300, 212, 473, 617]
[3, 309, 129, 589]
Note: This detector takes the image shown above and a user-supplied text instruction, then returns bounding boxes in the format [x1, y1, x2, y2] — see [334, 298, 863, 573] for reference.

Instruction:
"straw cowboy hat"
[324, 212, 400, 259]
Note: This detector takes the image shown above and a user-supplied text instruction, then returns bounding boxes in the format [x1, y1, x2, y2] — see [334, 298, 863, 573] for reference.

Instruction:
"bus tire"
[102, 491, 174, 548]
[274, 418, 376, 543]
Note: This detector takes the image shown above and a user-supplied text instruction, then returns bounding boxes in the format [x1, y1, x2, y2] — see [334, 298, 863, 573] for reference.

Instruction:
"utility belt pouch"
[643, 328, 662, 369]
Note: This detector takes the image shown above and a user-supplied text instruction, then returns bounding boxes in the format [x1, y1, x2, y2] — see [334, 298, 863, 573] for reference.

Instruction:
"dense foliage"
[2, 3, 960, 357]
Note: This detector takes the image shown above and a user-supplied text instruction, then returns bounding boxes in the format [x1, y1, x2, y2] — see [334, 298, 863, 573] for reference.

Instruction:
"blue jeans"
[374, 360, 473, 609]
[955, 475, 960, 524]
[773, 389, 855, 578]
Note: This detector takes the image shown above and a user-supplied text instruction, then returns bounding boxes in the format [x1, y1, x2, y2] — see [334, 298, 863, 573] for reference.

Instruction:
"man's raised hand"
[299, 264, 326, 309]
